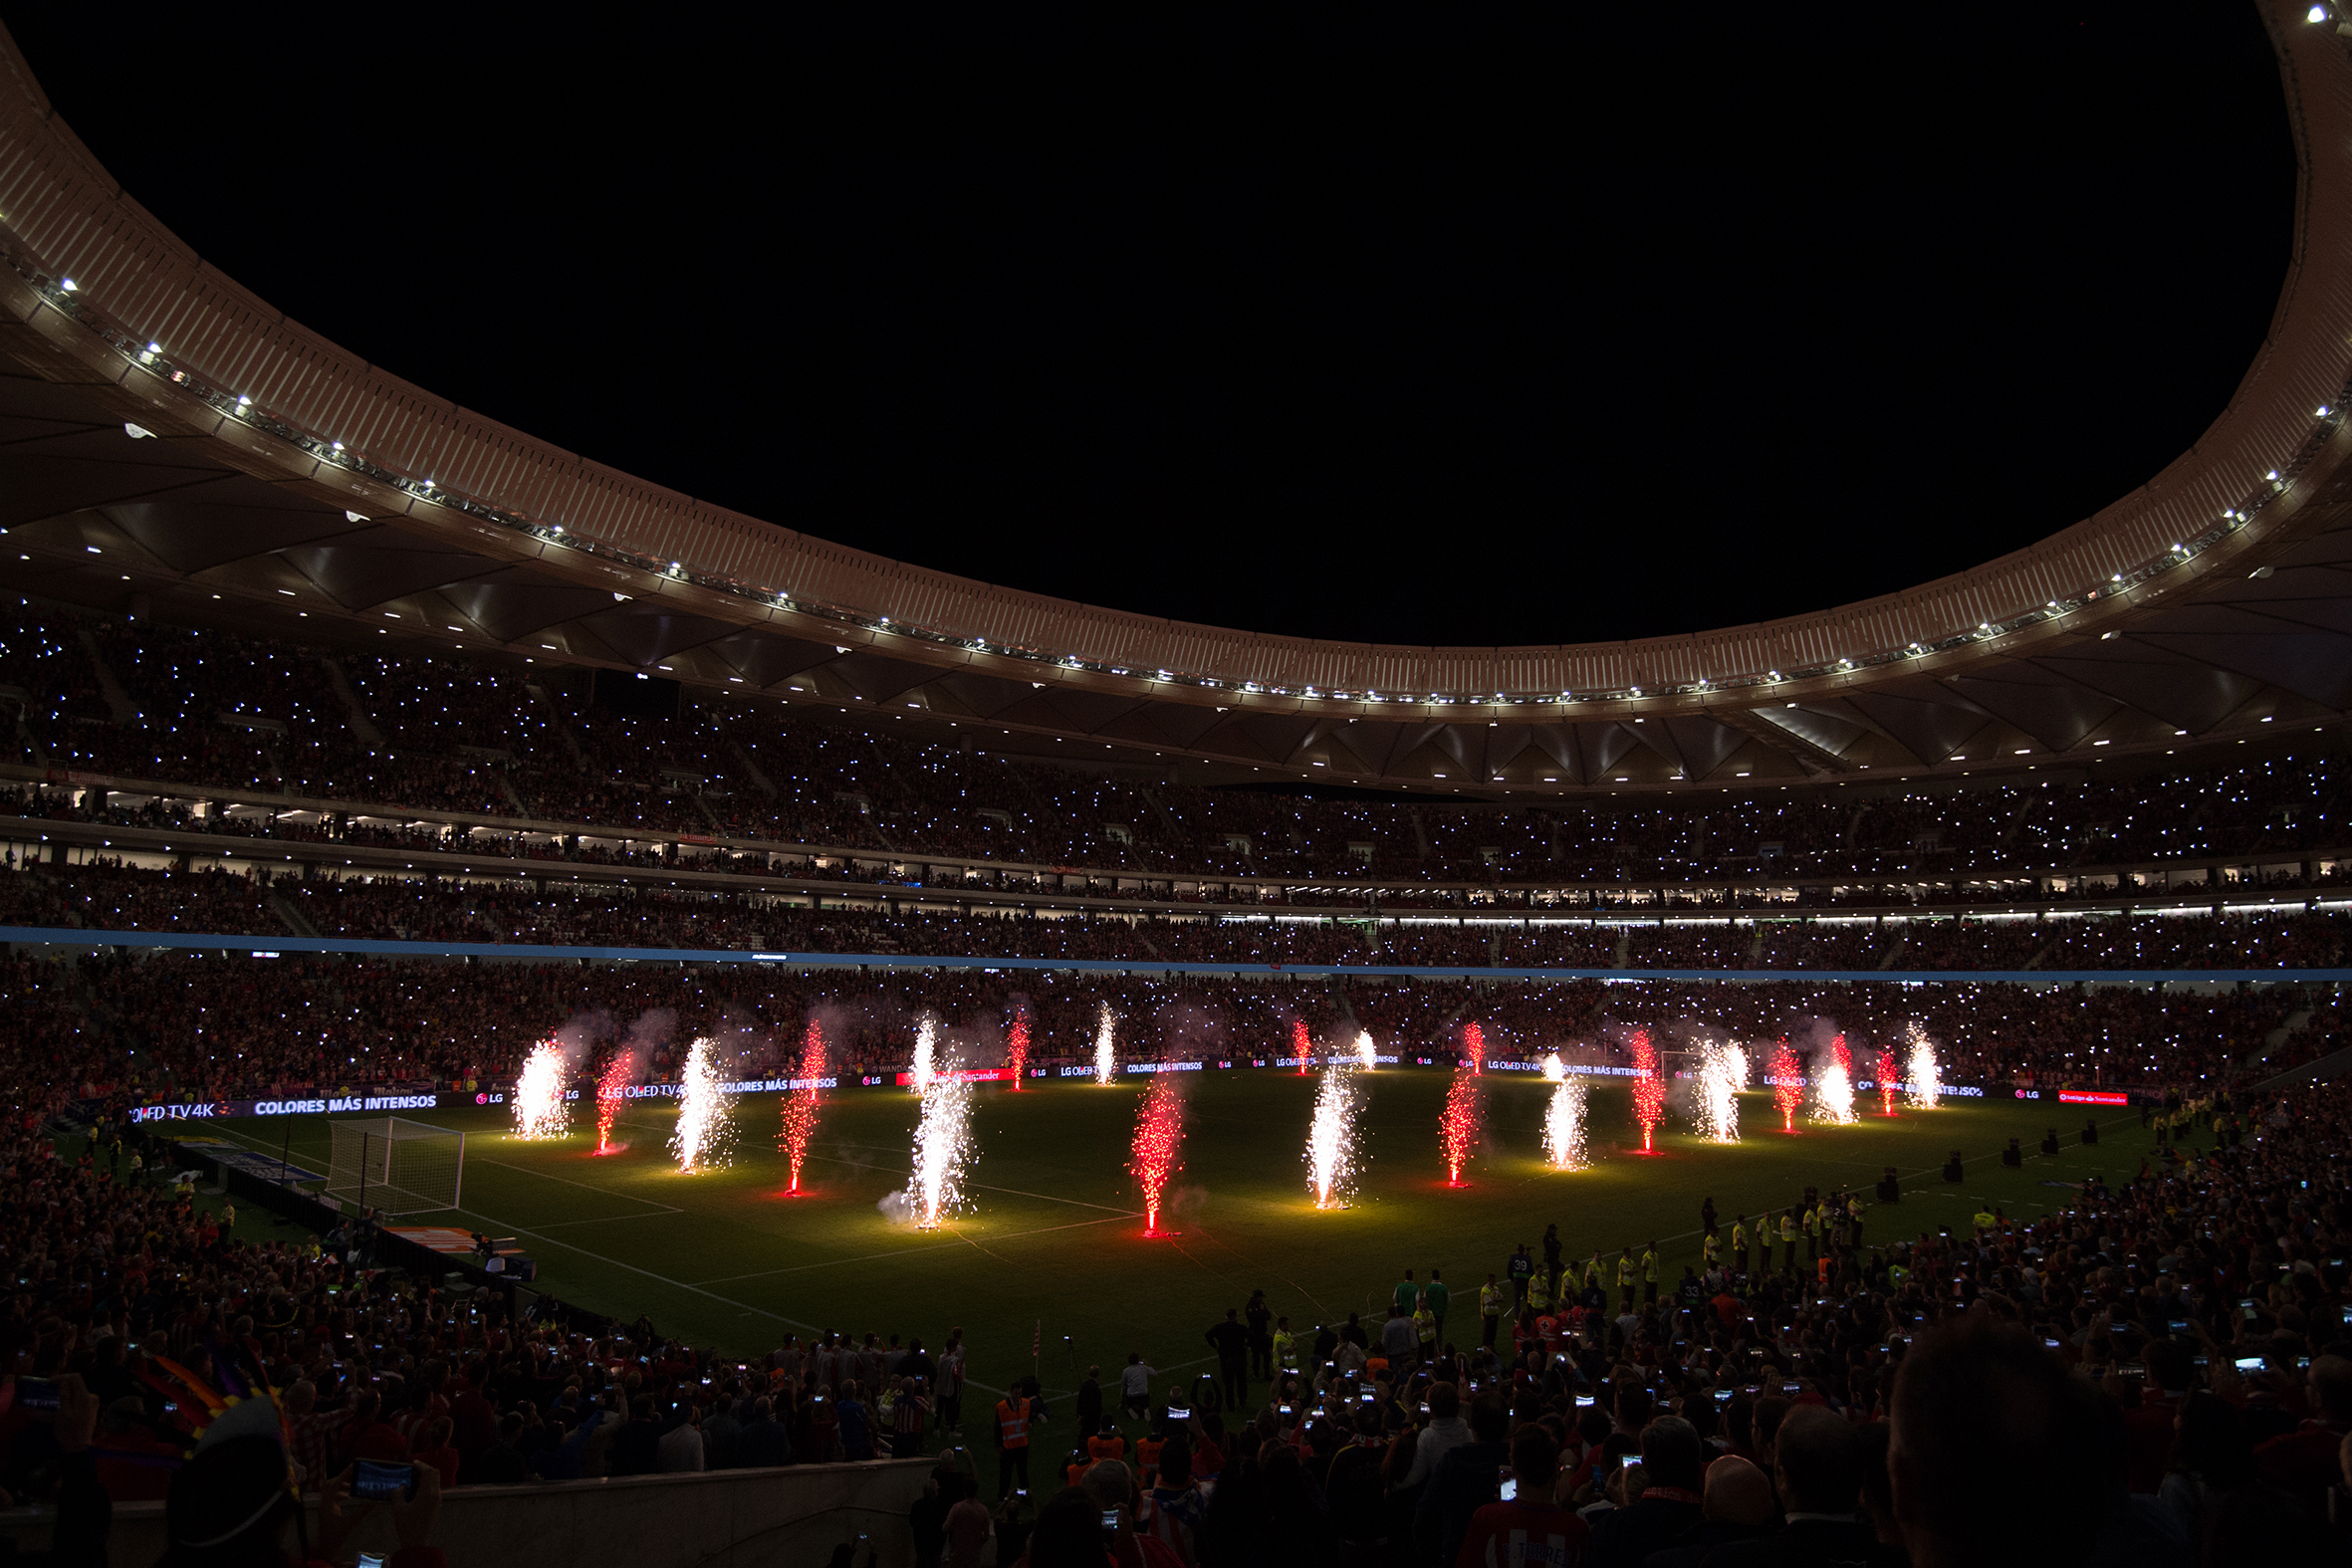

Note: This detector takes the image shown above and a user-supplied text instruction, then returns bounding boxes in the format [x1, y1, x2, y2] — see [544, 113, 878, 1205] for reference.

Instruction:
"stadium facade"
[5, 6, 2352, 800]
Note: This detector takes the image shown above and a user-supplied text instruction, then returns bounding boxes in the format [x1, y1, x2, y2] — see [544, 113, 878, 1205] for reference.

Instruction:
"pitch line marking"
[803, 1149, 1134, 1214]
[469, 1156, 684, 1214]
[689, 1213, 1142, 1286]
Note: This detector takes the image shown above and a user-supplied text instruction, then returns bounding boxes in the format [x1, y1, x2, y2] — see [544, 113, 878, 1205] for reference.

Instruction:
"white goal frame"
[326, 1117, 465, 1216]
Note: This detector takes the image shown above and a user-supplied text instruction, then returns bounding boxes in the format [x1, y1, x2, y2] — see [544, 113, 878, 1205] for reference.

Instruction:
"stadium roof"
[5, 4, 2352, 795]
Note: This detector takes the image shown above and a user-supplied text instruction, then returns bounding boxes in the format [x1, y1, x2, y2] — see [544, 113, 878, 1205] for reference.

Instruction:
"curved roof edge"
[0, 5, 2347, 714]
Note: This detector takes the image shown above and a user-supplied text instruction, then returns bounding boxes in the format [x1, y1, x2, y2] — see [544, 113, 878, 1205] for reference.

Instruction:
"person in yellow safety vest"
[1526, 1265, 1551, 1314]
[1847, 1193, 1865, 1249]
[1272, 1317, 1297, 1375]
[1615, 1247, 1636, 1307]
[1583, 1251, 1603, 1291]
[1701, 1231, 1720, 1269]
[1802, 1204, 1820, 1262]
[1412, 1300, 1437, 1352]
[994, 1384, 1036, 1499]
[1641, 1242, 1659, 1303]
[1553, 1266, 1573, 1311]
[1479, 1274, 1506, 1349]
[1730, 1216, 1748, 1272]
[1779, 1208, 1798, 1269]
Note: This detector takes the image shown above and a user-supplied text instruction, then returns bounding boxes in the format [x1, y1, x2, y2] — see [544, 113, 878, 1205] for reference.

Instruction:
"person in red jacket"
[1454, 1424, 1587, 1567]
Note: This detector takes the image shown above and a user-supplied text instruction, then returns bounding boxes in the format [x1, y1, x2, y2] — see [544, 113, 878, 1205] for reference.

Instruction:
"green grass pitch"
[189, 1072, 2151, 1402]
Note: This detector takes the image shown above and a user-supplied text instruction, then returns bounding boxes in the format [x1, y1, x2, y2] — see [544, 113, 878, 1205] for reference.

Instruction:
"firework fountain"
[1354, 1029, 1379, 1071]
[1128, 1075, 1186, 1234]
[1629, 1028, 1666, 1153]
[1004, 1009, 1030, 1090]
[1813, 1033, 1858, 1125]
[1876, 1047, 1900, 1116]
[1540, 1053, 1588, 1170]
[1304, 1067, 1360, 1209]
[1695, 1038, 1749, 1143]
[1094, 1006, 1117, 1086]
[779, 1017, 824, 1194]
[512, 1039, 570, 1140]
[1904, 1022, 1942, 1109]
[1770, 1039, 1802, 1132]
[595, 1049, 634, 1154]
[911, 1016, 938, 1092]
[1439, 1069, 1483, 1186]
[670, 1036, 736, 1173]
[1463, 1021, 1485, 1075]
[911, 1067, 974, 1229]
[1292, 1018, 1312, 1075]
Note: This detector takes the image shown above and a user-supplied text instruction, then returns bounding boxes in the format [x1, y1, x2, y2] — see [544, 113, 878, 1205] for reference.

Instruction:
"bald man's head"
[1703, 1454, 1775, 1529]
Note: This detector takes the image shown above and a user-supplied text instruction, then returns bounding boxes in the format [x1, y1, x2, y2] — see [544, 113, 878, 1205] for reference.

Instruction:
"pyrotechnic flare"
[1695, 1039, 1749, 1144]
[780, 1017, 824, 1193]
[1354, 1029, 1379, 1071]
[1876, 1048, 1899, 1116]
[1541, 1057, 1588, 1170]
[911, 1016, 938, 1092]
[513, 1040, 569, 1140]
[1128, 1075, 1186, 1233]
[1629, 1028, 1665, 1153]
[1904, 1022, 1942, 1109]
[1463, 1021, 1485, 1075]
[911, 1069, 974, 1229]
[596, 1049, 634, 1154]
[1004, 1009, 1030, 1090]
[1813, 1032, 1858, 1126]
[1293, 1018, 1311, 1075]
[1094, 1006, 1117, 1086]
[1304, 1068, 1359, 1210]
[670, 1035, 736, 1173]
[1770, 1039, 1802, 1133]
[1440, 1068, 1483, 1185]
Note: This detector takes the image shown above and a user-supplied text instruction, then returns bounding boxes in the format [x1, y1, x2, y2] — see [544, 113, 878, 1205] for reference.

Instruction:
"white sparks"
[669, 1036, 735, 1173]
[1354, 1029, 1378, 1070]
[512, 1040, 570, 1139]
[1813, 1048, 1858, 1126]
[912, 1070, 974, 1228]
[1094, 1005, 1117, 1085]
[1905, 1022, 1943, 1110]
[1696, 1039, 1749, 1143]
[1305, 1067, 1360, 1209]
[1543, 1076, 1588, 1170]
[911, 1015, 938, 1092]
[1540, 1050, 1566, 1082]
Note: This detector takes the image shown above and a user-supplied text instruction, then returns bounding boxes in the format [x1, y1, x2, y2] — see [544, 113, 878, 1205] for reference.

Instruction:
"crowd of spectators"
[0, 913, 2330, 1126]
[7, 605, 2352, 903]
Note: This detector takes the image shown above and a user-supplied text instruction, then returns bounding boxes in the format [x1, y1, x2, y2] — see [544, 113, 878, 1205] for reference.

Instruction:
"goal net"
[326, 1117, 465, 1216]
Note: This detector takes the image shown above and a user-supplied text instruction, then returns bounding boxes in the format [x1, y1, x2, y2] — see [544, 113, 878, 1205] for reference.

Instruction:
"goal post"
[326, 1117, 465, 1216]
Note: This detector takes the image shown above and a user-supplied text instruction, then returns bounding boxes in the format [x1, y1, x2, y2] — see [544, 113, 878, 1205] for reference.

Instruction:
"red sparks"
[595, 1050, 632, 1154]
[1876, 1048, 1899, 1116]
[1462, 1021, 1485, 1076]
[1293, 1018, 1311, 1074]
[779, 1018, 825, 1192]
[1771, 1039, 1802, 1132]
[1128, 1074, 1185, 1233]
[1629, 1028, 1665, 1153]
[1440, 1068, 1483, 1184]
[1005, 1010, 1031, 1091]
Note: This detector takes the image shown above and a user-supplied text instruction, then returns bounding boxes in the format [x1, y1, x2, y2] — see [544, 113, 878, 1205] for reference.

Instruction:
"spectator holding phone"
[1455, 1424, 1588, 1568]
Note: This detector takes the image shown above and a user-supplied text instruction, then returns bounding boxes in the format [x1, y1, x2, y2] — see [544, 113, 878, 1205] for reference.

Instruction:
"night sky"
[1, 7, 2297, 647]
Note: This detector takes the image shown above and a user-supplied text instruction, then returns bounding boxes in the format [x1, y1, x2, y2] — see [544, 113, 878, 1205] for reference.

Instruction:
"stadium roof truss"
[5, 4, 2352, 796]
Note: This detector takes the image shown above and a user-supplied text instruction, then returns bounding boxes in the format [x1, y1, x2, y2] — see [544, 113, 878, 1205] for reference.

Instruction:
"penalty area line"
[469, 1157, 684, 1215]
[802, 1149, 1134, 1214]
[689, 1212, 1141, 1287]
